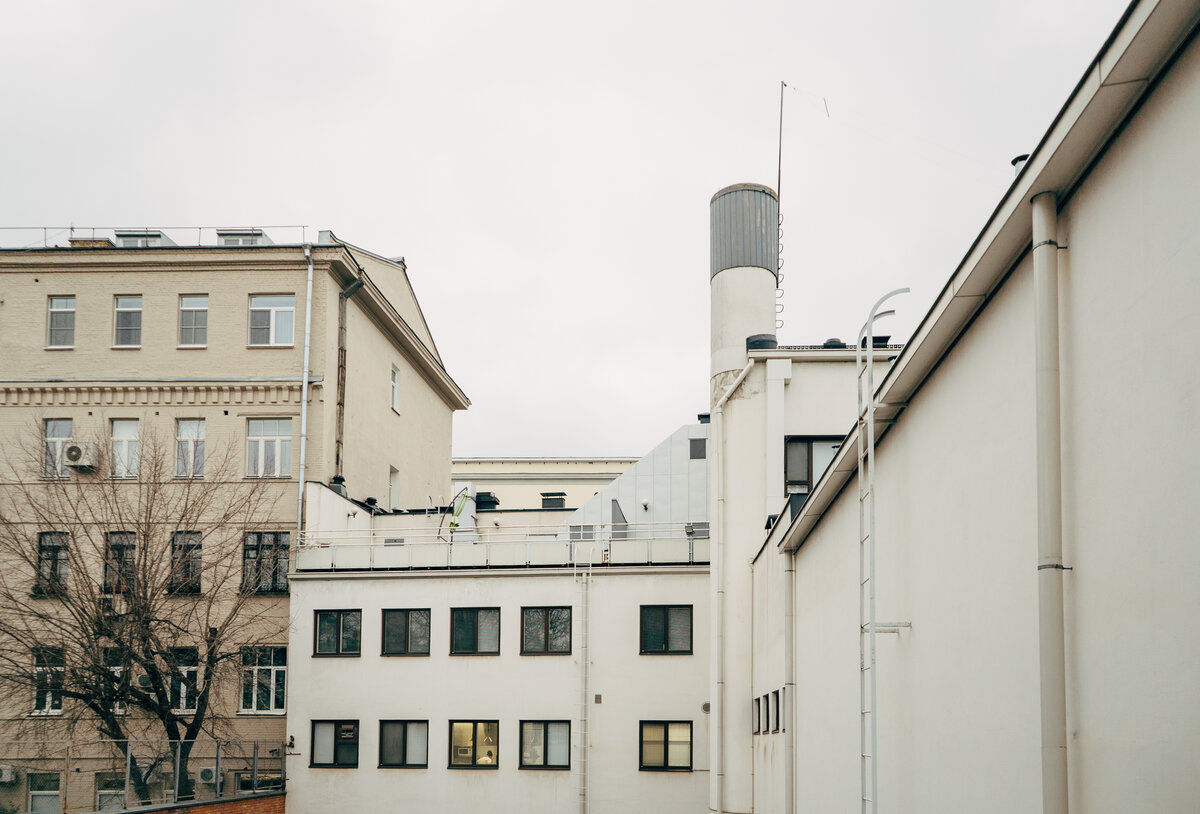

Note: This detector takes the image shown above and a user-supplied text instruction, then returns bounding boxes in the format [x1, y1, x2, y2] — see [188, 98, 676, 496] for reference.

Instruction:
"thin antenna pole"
[777, 80, 786, 203]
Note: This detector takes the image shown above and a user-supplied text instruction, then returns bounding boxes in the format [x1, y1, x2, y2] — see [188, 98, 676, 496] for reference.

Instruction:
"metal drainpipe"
[713, 359, 755, 814]
[784, 549, 795, 814]
[296, 244, 315, 533]
[1031, 191, 1068, 814]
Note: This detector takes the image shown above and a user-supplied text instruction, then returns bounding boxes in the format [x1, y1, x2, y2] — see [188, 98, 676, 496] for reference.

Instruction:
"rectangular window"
[246, 418, 292, 477]
[248, 295, 295, 346]
[27, 772, 61, 814]
[102, 647, 128, 716]
[689, 438, 706, 459]
[33, 647, 64, 715]
[521, 607, 571, 654]
[178, 295, 208, 347]
[113, 295, 142, 347]
[640, 721, 692, 771]
[110, 419, 139, 478]
[35, 532, 69, 596]
[772, 690, 780, 732]
[103, 532, 136, 594]
[95, 772, 125, 810]
[780, 687, 786, 732]
[390, 367, 401, 413]
[785, 437, 841, 495]
[168, 531, 201, 594]
[450, 607, 500, 655]
[314, 610, 361, 656]
[242, 532, 289, 593]
[449, 720, 499, 768]
[379, 720, 428, 768]
[753, 697, 760, 734]
[540, 492, 566, 510]
[169, 647, 199, 713]
[389, 467, 400, 510]
[175, 419, 205, 478]
[240, 646, 286, 713]
[568, 524, 594, 541]
[640, 605, 692, 654]
[311, 720, 358, 768]
[43, 418, 73, 479]
[520, 721, 570, 769]
[47, 296, 75, 348]
[762, 694, 770, 732]
[382, 609, 431, 656]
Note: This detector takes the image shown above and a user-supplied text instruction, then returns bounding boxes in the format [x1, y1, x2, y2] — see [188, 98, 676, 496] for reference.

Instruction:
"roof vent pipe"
[1012, 154, 1031, 176]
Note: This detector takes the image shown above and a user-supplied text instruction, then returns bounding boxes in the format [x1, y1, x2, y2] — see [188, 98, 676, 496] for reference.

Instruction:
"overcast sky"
[1, 0, 1130, 457]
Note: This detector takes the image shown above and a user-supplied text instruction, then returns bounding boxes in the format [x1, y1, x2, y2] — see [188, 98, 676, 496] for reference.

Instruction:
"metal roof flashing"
[778, 0, 1200, 555]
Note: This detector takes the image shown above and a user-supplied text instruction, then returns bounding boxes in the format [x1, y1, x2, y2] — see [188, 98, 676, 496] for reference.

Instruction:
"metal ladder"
[856, 289, 908, 814]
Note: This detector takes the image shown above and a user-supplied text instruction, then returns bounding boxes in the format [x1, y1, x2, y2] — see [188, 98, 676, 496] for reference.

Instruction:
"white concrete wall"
[286, 567, 709, 814]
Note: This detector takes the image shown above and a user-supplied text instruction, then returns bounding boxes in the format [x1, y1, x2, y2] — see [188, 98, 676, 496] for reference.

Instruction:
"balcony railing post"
[215, 740, 222, 799]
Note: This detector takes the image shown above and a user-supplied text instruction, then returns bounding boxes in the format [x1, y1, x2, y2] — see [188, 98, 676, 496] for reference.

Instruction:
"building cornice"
[0, 380, 320, 407]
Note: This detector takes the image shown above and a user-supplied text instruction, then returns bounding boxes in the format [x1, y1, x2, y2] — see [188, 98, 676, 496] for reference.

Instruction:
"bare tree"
[0, 418, 289, 803]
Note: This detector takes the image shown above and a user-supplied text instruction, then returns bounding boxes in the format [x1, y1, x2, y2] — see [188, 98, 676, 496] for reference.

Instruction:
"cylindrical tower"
[710, 183, 779, 397]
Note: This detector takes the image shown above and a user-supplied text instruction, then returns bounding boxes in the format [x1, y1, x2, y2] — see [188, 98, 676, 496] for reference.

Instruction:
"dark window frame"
[540, 492, 566, 510]
[313, 609, 362, 657]
[310, 719, 359, 768]
[772, 690, 781, 733]
[447, 720, 499, 769]
[168, 647, 199, 713]
[168, 531, 202, 595]
[639, 604, 693, 655]
[103, 532, 136, 595]
[449, 607, 501, 655]
[378, 720, 429, 768]
[519, 720, 571, 770]
[638, 720, 693, 772]
[381, 609, 431, 657]
[242, 531, 290, 594]
[784, 435, 842, 495]
[520, 606, 572, 655]
[753, 697, 760, 734]
[34, 532, 69, 597]
[32, 646, 65, 714]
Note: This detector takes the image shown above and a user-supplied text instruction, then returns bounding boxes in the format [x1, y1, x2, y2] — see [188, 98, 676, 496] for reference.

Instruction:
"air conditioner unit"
[0, 765, 17, 784]
[198, 766, 221, 786]
[64, 442, 98, 472]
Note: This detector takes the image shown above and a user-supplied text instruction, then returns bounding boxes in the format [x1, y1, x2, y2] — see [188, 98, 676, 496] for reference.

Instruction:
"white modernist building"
[717, 1, 1200, 813]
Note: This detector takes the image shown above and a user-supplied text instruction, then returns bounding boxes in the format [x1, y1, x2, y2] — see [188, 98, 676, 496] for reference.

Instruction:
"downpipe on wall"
[1032, 191, 1069, 814]
[712, 359, 755, 813]
[296, 244, 315, 532]
[784, 550, 795, 814]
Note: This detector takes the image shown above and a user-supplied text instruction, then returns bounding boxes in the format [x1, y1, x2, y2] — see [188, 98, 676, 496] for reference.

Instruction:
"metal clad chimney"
[710, 183, 779, 393]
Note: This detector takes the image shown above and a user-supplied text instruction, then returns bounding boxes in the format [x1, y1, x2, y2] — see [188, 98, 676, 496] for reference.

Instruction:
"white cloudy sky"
[1, 0, 1129, 457]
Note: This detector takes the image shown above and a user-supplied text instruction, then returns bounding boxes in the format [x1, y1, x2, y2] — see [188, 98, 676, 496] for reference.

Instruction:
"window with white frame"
[95, 772, 125, 810]
[43, 418, 72, 479]
[248, 295, 294, 346]
[178, 295, 208, 347]
[110, 419, 139, 478]
[520, 721, 570, 769]
[169, 647, 199, 713]
[240, 646, 286, 713]
[379, 720, 428, 768]
[102, 647, 128, 715]
[113, 295, 142, 347]
[27, 772, 61, 814]
[175, 419, 205, 478]
[311, 720, 358, 768]
[389, 467, 400, 510]
[390, 366, 401, 412]
[33, 646, 64, 715]
[246, 418, 291, 477]
[639, 721, 692, 771]
[47, 296, 75, 348]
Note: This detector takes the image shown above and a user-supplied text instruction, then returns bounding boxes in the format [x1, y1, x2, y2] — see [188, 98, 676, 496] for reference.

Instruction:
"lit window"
[240, 646, 286, 713]
[35, 532, 68, 596]
[449, 720, 499, 768]
[27, 772, 61, 813]
[450, 608, 500, 655]
[110, 419, 139, 478]
[178, 295, 208, 347]
[32, 647, 64, 715]
[169, 647, 199, 713]
[311, 720, 358, 768]
[113, 295, 142, 347]
[248, 295, 295, 346]
[242, 532, 289, 593]
[103, 532, 136, 594]
[43, 419, 72, 479]
[379, 720, 428, 768]
[175, 419, 205, 478]
[521, 607, 571, 654]
[520, 721, 570, 769]
[640, 605, 692, 654]
[639, 721, 692, 771]
[47, 296, 75, 348]
[169, 532, 201, 594]
[246, 418, 292, 477]
[382, 609, 431, 656]
[314, 610, 361, 656]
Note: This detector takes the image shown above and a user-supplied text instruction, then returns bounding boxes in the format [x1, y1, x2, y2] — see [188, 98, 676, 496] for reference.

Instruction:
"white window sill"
[29, 710, 62, 717]
[44, 346, 74, 351]
[245, 475, 293, 480]
[111, 345, 142, 350]
[177, 345, 208, 350]
[237, 710, 286, 717]
[247, 344, 295, 349]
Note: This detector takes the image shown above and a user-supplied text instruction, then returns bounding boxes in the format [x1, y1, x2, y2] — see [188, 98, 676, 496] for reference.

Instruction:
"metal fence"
[0, 738, 283, 813]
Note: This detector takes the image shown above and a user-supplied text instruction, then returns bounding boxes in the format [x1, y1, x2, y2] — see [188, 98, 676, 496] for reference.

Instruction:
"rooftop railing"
[296, 521, 711, 570]
[0, 225, 314, 249]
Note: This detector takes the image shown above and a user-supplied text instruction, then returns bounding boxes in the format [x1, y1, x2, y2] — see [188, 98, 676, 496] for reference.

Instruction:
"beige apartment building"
[0, 228, 467, 812]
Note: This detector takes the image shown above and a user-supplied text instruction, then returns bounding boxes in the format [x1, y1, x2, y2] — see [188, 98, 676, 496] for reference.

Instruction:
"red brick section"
[167, 793, 285, 814]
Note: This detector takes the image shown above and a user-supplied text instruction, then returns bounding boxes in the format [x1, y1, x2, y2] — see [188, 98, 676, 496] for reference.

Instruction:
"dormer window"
[114, 230, 174, 248]
[218, 229, 272, 247]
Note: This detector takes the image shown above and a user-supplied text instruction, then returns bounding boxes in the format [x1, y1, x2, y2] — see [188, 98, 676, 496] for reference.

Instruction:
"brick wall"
[149, 792, 285, 814]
